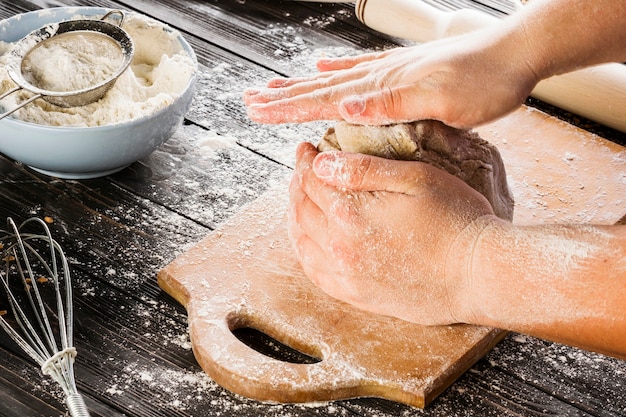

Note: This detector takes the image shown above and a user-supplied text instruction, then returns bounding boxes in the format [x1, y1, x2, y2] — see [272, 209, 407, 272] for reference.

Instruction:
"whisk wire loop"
[1, 245, 51, 363]
[0, 217, 89, 417]
[7, 219, 66, 358]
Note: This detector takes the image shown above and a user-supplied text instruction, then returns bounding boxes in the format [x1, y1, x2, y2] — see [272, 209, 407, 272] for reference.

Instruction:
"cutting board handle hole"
[231, 327, 322, 365]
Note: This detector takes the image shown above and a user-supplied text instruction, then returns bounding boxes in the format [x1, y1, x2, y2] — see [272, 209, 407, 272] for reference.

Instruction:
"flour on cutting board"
[478, 108, 626, 225]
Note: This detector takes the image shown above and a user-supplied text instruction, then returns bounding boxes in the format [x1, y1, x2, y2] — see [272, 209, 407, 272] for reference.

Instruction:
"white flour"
[0, 13, 196, 127]
[21, 32, 123, 92]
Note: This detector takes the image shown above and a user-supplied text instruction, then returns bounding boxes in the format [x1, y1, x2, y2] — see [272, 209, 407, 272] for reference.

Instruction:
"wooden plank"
[0, 1, 33, 18]
[343, 357, 593, 416]
[487, 334, 626, 417]
[0, 358, 66, 416]
[114, 0, 385, 73]
[110, 123, 292, 228]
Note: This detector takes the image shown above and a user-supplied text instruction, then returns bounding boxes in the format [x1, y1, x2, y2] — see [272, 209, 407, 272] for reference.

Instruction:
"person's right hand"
[288, 142, 500, 325]
[244, 28, 539, 129]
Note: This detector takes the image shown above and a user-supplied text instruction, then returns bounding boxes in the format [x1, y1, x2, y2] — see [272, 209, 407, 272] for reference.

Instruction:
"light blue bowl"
[0, 7, 198, 179]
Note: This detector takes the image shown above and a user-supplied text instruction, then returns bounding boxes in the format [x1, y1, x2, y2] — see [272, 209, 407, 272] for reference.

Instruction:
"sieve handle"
[100, 10, 126, 28]
[0, 87, 43, 121]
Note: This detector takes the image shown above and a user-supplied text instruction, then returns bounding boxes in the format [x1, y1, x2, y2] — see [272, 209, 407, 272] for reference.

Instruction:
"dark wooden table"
[0, 1, 625, 416]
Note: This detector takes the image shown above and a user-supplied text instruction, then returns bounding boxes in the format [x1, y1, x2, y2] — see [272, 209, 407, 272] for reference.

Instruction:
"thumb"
[312, 151, 437, 195]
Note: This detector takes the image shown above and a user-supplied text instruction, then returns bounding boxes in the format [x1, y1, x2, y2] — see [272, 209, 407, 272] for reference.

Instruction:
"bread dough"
[318, 120, 514, 221]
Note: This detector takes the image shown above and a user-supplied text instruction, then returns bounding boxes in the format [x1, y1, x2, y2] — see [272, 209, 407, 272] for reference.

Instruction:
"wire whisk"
[0, 217, 89, 417]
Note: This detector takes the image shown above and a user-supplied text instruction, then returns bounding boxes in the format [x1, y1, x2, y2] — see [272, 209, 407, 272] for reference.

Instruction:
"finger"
[295, 142, 335, 198]
[243, 86, 287, 106]
[294, 142, 334, 210]
[289, 222, 353, 305]
[244, 69, 355, 105]
[289, 223, 328, 288]
[312, 150, 460, 195]
[245, 60, 385, 122]
[265, 72, 335, 88]
[245, 65, 368, 106]
[247, 83, 356, 124]
[315, 49, 389, 72]
[288, 171, 329, 249]
[295, 143, 362, 222]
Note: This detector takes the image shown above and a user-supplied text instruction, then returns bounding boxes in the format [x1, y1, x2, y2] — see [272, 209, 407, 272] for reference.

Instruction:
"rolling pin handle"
[355, 0, 497, 43]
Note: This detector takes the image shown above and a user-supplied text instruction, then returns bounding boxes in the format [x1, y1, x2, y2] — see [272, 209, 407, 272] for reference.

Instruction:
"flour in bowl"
[0, 12, 196, 127]
[21, 32, 124, 93]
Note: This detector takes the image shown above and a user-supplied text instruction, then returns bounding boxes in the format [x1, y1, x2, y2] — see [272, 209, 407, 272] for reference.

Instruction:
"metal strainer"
[0, 10, 134, 121]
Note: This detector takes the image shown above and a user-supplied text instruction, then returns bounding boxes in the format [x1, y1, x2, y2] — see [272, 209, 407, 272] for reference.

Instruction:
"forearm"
[511, 0, 626, 79]
[467, 219, 626, 359]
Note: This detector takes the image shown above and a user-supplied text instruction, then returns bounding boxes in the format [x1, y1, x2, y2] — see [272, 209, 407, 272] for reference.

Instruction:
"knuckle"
[381, 86, 403, 120]
[328, 197, 355, 223]
[329, 238, 361, 272]
[347, 155, 373, 189]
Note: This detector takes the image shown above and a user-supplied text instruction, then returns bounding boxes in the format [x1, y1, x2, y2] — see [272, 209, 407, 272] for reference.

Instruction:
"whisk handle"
[66, 392, 91, 417]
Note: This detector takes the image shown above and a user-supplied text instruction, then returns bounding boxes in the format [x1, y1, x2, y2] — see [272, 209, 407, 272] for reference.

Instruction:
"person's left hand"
[289, 142, 497, 325]
[244, 30, 538, 129]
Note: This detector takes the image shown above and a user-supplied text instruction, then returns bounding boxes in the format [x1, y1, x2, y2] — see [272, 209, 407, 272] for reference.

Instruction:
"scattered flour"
[188, 45, 363, 169]
[107, 361, 350, 415]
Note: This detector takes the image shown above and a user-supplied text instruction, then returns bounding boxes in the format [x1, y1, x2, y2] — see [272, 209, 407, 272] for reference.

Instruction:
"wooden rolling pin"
[355, 0, 626, 134]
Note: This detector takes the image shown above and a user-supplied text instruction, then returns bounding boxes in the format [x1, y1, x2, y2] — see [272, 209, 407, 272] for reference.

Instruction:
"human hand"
[288, 142, 498, 325]
[245, 29, 538, 129]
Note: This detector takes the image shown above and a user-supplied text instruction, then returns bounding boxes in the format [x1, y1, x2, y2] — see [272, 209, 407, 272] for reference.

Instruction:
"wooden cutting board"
[158, 105, 625, 408]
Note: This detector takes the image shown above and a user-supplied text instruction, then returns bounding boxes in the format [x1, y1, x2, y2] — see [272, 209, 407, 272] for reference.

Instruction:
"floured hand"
[288, 142, 497, 325]
[244, 29, 537, 128]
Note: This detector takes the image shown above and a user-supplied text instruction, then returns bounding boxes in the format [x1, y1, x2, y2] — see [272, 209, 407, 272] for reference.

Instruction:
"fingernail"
[341, 95, 365, 117]
[268, 78, 289, 88]
[317, 58, 332, 67]
[245, 104, 263, 121]
[244, 88, 260, 97]
[314, 152, 346, 179]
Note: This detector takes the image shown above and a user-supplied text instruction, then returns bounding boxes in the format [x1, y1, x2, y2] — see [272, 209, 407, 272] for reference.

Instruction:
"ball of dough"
[318, 120, 514, 221]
